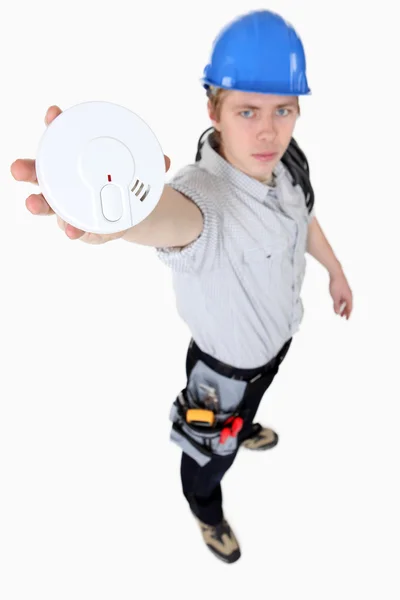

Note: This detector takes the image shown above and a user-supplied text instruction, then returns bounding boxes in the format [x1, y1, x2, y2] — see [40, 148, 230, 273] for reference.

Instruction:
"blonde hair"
[207, 85, 229, 120]
[206, 86, 229, 147]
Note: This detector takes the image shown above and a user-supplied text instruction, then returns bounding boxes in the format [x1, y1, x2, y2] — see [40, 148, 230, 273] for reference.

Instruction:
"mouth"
[252, 152, 278, 162]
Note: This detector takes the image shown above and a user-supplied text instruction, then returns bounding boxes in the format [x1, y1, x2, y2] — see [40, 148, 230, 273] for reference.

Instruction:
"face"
[208, 90, 299, 182]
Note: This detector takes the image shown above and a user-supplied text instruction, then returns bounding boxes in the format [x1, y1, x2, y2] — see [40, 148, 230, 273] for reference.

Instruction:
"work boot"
[241, 423, 279, 450]
[195, 516, 241, 564]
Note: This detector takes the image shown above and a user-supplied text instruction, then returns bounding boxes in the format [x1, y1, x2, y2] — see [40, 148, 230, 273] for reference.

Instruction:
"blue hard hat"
[201, 10, 311, 96]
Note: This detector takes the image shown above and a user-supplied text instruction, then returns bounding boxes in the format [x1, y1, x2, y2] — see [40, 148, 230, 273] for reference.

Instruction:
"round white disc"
[36, 101, 166, 234]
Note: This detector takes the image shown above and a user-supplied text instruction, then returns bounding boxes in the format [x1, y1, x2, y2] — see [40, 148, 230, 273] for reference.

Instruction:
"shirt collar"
[197, 131, 286, 201]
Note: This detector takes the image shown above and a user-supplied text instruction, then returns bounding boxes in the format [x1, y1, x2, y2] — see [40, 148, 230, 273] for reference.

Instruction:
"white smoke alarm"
[35, 101, 166, 234]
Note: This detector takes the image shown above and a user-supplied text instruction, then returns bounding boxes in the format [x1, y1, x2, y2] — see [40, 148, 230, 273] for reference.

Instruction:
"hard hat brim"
[201, 77, 311, 96]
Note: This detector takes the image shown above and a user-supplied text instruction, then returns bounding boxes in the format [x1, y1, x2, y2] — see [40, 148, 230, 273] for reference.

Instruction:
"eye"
[240, 109, 254, 118]
[276, 108, 291, 117]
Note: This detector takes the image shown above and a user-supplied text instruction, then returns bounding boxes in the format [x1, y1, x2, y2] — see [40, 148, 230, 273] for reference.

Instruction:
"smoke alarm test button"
[100, 184, 123, 221]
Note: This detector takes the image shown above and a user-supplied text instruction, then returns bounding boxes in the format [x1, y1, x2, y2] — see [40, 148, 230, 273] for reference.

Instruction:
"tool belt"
[170, 387, 245, 467]
[169, 353, 253, 466]
[169, 338, 292, 466]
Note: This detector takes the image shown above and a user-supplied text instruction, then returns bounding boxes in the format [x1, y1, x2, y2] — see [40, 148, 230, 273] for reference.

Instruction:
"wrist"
[329, 261, 343, 279]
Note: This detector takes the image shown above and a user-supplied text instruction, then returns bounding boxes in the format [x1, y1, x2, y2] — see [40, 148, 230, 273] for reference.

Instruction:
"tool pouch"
[169, 359, 248, 466]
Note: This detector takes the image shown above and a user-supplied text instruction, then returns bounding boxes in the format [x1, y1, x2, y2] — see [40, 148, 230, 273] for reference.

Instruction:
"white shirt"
[156, 132, 315, 368]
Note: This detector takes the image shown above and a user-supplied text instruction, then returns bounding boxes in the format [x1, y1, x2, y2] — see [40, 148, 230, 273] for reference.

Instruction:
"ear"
[207, 99, 221, 132]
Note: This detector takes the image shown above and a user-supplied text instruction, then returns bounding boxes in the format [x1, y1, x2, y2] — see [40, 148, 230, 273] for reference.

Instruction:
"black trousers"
[180, 338, 292, 525]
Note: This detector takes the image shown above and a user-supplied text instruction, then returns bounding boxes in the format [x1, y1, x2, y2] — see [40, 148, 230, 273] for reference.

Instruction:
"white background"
[2, 0, 399, 597]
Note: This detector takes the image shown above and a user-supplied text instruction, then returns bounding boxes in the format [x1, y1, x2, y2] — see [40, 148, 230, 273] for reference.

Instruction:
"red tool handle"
[231, 417, 244, 437]
[220, 427, 231, 444]
[219, 416, 244, 444]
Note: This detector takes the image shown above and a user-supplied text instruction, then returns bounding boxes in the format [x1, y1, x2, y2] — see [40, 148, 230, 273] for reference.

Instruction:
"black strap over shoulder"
[280, 136, 314, 214]
[195, 127, 214, 162]
[195, 128, 314, 215]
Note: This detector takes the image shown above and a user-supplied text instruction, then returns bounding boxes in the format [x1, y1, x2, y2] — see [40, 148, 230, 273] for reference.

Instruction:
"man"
[11, 10, 353, 564]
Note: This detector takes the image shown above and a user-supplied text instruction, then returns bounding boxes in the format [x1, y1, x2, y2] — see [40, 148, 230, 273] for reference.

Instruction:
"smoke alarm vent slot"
[136, 182, 144, 196]
[141, 185, 151, 202]
[131, 179, 151, 201]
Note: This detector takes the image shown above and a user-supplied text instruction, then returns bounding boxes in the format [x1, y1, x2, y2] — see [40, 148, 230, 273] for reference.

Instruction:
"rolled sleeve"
[156, 169, 221, 273]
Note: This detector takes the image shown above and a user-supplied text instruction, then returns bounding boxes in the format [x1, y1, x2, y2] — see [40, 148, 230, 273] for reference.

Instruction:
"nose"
[256, 117, 277, 143]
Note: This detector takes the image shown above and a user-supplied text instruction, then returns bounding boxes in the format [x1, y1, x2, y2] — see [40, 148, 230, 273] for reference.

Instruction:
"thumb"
[45, 105, 63, 126]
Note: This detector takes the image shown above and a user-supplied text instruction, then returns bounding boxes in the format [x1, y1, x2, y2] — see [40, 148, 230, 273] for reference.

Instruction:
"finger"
[26, 193, 55, 215]
[45, 105, 62, 126]
[65, 223, 86, 239]
[56, 215, 84, 239]
[343, 301, 351, 318]
[164, 154, 171, 172]
[10, 158, 38, 184]
[11, 107, 63, 184]
[343, 297, 352, 318]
